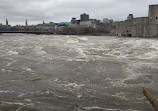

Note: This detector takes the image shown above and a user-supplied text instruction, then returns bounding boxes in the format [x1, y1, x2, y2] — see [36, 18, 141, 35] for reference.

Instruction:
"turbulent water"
[0, 34, 158, 111]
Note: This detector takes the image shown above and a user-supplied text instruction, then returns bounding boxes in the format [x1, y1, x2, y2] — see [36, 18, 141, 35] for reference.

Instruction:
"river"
[0, 34, 158, 111]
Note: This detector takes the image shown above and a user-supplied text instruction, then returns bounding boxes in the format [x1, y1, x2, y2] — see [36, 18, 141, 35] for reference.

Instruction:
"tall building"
[6, 19, 8, 26]
[80, 13, 89, 21]
[25, 20, 28, 26]
[127, 14, 134, 20]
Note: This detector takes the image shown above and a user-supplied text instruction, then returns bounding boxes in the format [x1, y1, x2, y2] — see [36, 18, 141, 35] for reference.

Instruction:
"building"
[71, 18, 80, 24]
[57, 22, 73, 27]
[70, 13, 100, 28]
[80, 13, 89, 21]
[109, 19, 114, 24]
[103, 18, 109, 23]
[25, 20, 28, 26]
[80, 20, 96, 28]
[6, 19, 8, 26]
[148, 4, 158, 37]
[127, 14, 134, 20]
[115, 4, 158, 37]
[37, 22, 55, 27]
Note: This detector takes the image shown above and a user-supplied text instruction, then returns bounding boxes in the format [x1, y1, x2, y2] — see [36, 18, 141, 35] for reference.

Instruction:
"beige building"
[115, 4, 158, 37]
[80, 20, 96, 28]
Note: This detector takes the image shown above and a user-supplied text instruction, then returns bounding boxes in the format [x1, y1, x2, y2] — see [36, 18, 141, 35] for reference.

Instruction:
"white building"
[80, 20, 96, 28]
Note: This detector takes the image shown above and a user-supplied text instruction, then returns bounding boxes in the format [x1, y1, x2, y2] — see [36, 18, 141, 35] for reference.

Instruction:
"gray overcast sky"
[0, 0, 157, 25]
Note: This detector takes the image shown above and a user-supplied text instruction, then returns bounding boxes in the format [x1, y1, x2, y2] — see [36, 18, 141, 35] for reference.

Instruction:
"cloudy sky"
[0, 0, 157, 25]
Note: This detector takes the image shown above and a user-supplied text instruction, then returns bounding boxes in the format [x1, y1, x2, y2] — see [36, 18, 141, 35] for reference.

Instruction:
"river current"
[0, 34, 158, 111]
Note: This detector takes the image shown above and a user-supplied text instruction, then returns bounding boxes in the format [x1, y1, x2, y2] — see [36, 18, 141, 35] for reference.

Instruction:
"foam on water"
[67, 38, 79, 44]
[54, 80, 86, 97]
[7, 51, 19, 56]
[18, 91, 50, 98]
[1, 101, 25, 106]
[77, 106, 138, 111]
[66, 83, 85, 89]
[76, 48, 87, 58]
[34, 46, 46, 55]
[78, 106, 120, 111]
[1, 69, 6, 72]
[23, 67, 32, 72]
[66, 36, 158, 61]
[78, 37, 89, 42]
[0, 90, 14, 93]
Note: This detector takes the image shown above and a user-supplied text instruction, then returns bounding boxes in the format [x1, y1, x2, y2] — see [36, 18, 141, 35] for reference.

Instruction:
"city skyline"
[0, 0, 157, 25]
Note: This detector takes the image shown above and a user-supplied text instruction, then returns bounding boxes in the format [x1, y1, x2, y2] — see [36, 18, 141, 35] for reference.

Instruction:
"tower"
[148, 4, 158, 36]
[25, 20, 28, 26]
[149, 5, 158, 24]
[6, 19, 8, 26]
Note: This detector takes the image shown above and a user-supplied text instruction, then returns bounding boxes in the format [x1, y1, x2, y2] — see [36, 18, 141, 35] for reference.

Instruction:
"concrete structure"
[80, 13, 89, 21]
[148, 4, 158, 37]
[115, 4, 158, 37]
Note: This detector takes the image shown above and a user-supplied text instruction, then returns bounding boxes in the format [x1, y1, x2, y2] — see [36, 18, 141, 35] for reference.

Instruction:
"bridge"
[0, 31, 54, 35]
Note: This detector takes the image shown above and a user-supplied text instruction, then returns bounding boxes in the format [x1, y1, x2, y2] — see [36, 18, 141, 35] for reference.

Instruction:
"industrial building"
[115, 4, 158, 37]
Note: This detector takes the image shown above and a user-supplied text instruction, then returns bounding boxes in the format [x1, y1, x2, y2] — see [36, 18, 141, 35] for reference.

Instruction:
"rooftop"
[149, 4, 158, 6]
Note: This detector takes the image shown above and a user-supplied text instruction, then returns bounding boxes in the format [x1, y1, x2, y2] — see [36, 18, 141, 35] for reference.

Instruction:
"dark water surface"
[0, 34, 158, 111]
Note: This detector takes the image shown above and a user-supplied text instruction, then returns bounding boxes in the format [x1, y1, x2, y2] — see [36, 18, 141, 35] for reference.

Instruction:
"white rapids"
[0, 34, 158, 111]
